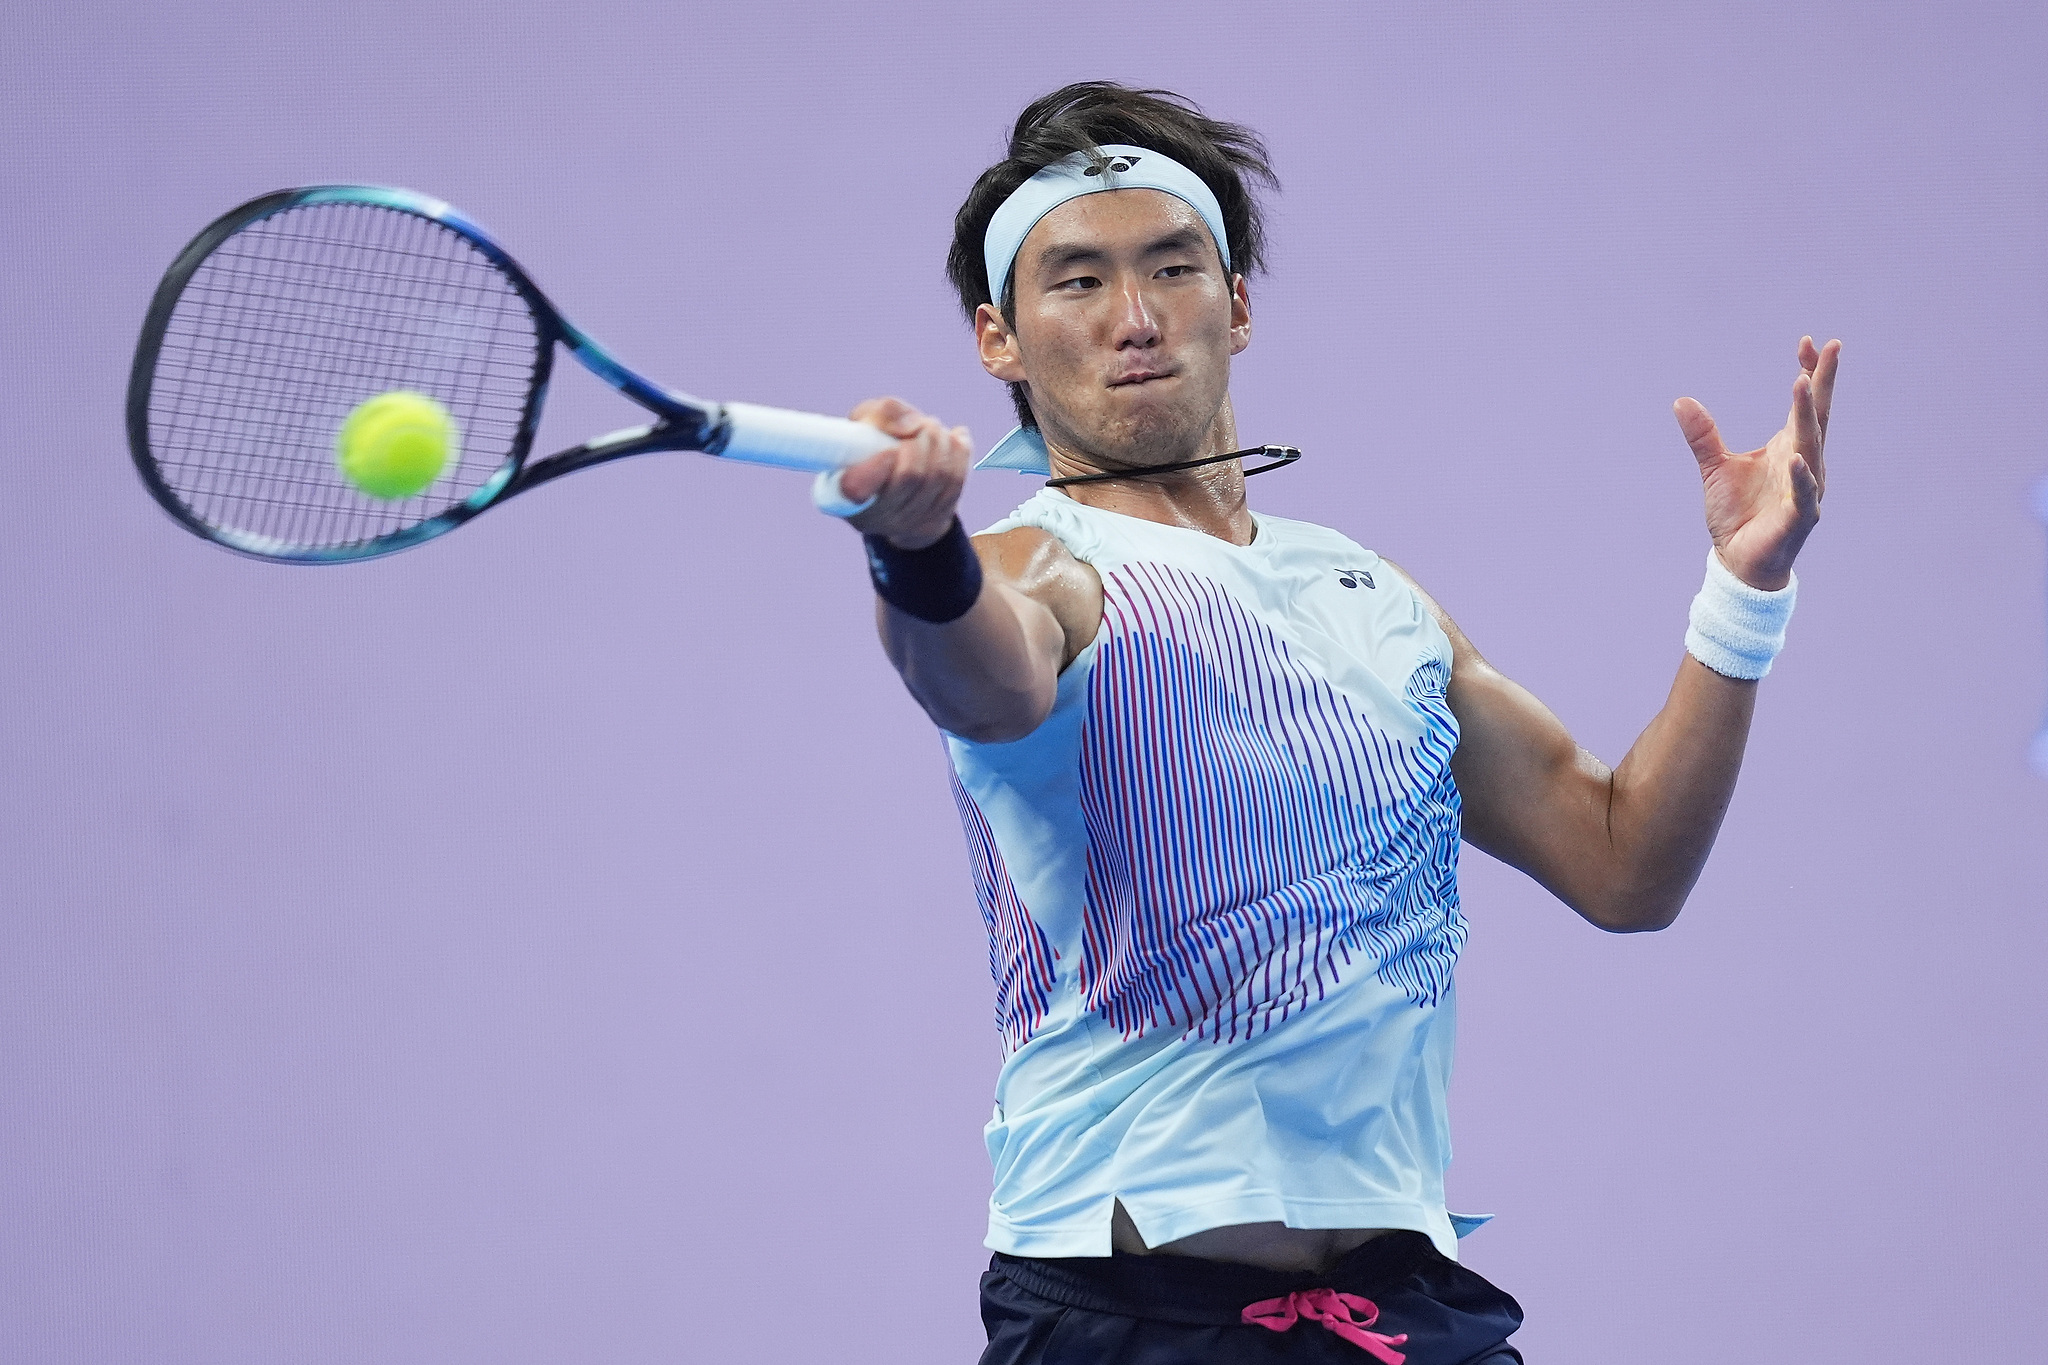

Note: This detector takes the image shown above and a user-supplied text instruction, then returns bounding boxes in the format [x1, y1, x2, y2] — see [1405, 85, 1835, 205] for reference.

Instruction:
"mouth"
[1107, 369, 1174, 389]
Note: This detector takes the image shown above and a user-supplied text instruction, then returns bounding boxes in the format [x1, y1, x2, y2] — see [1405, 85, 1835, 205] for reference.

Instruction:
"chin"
[1040, 380, 1219, 467]
[1098, 406, 1210, 465]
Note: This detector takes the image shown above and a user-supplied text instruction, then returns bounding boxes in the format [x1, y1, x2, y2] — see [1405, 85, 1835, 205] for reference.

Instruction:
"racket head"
[127, 186, 560, 563]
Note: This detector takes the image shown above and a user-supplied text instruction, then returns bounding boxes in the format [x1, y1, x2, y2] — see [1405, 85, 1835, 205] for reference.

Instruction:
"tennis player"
[832, 83, 1839, 1364]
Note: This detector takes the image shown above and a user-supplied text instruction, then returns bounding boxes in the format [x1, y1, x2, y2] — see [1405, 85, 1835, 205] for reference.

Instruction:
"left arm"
[1407, 335, 1841, 932]
[1410, 602, 1759, 933]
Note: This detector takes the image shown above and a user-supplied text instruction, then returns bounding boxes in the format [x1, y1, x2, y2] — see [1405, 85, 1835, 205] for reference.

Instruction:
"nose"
[1112, 277, 1160, 351]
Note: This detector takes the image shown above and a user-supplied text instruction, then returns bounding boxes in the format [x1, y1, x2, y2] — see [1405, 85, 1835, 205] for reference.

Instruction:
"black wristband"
[864, 517, 983, 624]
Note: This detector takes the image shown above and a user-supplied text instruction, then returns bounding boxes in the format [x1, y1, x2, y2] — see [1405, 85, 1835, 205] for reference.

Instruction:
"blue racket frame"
[128, 185, 740, 563]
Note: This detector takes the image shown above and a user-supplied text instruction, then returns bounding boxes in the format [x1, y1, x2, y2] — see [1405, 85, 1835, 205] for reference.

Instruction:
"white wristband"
[1684, 547, 1796, 680]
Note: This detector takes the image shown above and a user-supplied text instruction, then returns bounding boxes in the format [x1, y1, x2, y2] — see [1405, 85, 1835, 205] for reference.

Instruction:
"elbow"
[910, 678, 1056, 746]
[1562, 835, 1703, 933]
[1579, 888, 1687, 934]
[1595, 905, 1683, 934]
[941, 710, 1046, 745]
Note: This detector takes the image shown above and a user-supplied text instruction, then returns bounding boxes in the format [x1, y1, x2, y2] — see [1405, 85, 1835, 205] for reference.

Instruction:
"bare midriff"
[1110, 1200, 1394, 1274]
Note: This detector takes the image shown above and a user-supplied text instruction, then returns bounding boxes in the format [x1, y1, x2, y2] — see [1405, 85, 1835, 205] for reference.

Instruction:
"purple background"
[5, 3, 2045, 1361]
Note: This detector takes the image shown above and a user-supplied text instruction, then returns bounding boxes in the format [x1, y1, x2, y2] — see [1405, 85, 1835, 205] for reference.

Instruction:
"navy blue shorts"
[979, 1231, 1523, 1364]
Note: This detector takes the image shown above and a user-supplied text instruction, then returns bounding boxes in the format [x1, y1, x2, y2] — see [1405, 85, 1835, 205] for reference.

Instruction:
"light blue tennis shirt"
[946, 489, 1484, 1261]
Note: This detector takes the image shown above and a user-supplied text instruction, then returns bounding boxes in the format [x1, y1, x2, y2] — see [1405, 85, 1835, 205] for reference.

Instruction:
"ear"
[1228, 274, 1252, 356]
[977, 302, 1027, 383]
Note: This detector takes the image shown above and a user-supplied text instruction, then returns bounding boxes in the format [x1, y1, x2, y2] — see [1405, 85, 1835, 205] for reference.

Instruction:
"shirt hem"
[988, 1195, 1460, 1263]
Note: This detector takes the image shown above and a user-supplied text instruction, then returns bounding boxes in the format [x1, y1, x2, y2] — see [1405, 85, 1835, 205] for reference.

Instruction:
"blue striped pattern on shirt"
[1072, 561, 1466, 1044]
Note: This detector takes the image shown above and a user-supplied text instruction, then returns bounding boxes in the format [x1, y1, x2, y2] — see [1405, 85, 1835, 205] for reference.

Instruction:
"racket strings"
[144, 201, 542, 553]
[156, 217, 518, 550]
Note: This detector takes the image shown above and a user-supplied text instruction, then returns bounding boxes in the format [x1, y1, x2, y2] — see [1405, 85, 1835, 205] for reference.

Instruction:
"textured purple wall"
[4, 3, 2044, 1361]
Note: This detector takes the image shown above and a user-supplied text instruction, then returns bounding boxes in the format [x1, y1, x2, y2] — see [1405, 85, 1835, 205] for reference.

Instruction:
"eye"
[1156, 263, 1196, 279]
[1056, 274, 1102, 292]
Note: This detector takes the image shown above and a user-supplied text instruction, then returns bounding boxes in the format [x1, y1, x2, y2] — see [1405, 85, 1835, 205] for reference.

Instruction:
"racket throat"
[514, 420, 689, 492]
[586, 422, 665, 455]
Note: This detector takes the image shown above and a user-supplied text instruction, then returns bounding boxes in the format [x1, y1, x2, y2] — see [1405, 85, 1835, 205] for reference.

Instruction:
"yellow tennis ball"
[335, 391, 458, 500]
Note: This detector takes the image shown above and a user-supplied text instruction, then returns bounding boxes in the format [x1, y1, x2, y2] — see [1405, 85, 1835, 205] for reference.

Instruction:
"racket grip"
[716, 402, 897, 473]
[812, 469, 877, 519]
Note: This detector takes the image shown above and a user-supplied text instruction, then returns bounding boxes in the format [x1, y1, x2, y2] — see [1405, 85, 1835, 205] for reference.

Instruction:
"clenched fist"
[840, 397, 973, 549]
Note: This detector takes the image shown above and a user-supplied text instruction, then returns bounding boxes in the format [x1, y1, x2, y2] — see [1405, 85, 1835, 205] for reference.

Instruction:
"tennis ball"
[335, 391, 458, 500]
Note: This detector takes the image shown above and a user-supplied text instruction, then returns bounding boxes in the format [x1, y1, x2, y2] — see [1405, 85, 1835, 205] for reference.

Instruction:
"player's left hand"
[1674, 336, 1841, 591]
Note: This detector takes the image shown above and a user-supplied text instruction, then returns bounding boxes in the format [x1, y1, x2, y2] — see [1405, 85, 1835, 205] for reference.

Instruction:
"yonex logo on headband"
[1083, 155, 1142, 175]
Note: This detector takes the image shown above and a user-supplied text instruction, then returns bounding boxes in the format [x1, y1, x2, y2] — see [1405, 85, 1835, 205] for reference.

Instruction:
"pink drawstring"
[1241, 1287, 1410, 1362]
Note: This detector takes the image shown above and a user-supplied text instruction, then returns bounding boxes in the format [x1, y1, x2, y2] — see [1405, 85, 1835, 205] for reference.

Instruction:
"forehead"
[1016, 188, 1215, 268]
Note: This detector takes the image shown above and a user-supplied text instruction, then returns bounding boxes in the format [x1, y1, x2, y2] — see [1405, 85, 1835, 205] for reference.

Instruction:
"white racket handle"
[717, 402, 896, 473]
[811, 468, 877, 519]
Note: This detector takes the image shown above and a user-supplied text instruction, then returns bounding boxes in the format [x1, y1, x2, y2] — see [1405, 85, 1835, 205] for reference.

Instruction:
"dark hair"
[945, 82, 1278, 430]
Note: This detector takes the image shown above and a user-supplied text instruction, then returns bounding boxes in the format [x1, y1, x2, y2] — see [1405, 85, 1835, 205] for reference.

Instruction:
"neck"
[1041, 395, 1257, 547]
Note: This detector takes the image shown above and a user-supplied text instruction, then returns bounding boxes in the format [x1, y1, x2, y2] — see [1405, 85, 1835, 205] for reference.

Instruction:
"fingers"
[842, 409, 972, 547]
[1795, 336, 1842, 432]
[1673, 396, 1728, 471]
[1793, 336, 1840, 499]
[1789, 452, 1821, 523]
[849, 395, 925, 438]
[1793, 372, 1823, 490]
[884, 422, 966, 530]
[1811, 337, 1841, 436]
[835, 443, 898, 504]
[840, 395, 956, 500]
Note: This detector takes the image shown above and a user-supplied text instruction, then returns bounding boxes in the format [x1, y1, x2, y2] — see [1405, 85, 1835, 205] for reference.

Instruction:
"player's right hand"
[840, 397, 972, 550]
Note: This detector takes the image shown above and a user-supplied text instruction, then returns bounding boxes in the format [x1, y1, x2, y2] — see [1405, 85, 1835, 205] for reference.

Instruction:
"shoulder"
[970, 489, 1099, 589]
[972, 524, 1103, 668]
[1378, 557, 1489, 674]
[1376, 556, 1439, 619]
[1245, 507, 1376, 548]
[972, 524, 1089, 587]
[1252, 509, 1373, 549]
[1251, 512, 1393, 573]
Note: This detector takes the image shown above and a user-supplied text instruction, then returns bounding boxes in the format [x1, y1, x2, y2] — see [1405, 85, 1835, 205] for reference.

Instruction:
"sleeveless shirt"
[947, 487, 1475, 1261]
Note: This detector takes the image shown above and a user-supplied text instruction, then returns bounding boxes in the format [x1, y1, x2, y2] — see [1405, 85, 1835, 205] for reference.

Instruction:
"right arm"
[837, 398, 1101, 744]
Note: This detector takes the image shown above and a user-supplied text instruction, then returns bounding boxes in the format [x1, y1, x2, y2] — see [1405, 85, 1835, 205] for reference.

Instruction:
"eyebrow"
[1032, 226, 1212, 277]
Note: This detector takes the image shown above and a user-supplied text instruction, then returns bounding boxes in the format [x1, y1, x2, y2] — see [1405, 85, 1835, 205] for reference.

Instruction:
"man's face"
[980, 188, 1251, 466]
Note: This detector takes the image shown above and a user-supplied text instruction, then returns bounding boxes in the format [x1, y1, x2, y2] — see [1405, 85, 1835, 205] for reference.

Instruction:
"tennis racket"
[127, 185, 895, 563]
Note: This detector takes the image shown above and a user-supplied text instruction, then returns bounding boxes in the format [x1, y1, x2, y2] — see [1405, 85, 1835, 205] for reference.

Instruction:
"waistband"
[990, 1231, 1437, 1328]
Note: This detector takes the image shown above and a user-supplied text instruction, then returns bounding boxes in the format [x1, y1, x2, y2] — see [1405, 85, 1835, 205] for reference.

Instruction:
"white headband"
[982, 144, 1231, 307]
[976, 145, 1233, 476]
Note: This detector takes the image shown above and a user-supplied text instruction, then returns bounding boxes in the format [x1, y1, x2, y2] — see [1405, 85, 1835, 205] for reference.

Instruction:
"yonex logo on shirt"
[1337, 569, 1376, 589]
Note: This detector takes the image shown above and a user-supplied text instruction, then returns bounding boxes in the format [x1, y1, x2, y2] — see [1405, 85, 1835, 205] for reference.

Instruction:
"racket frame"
[128, 185, 752, 563]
